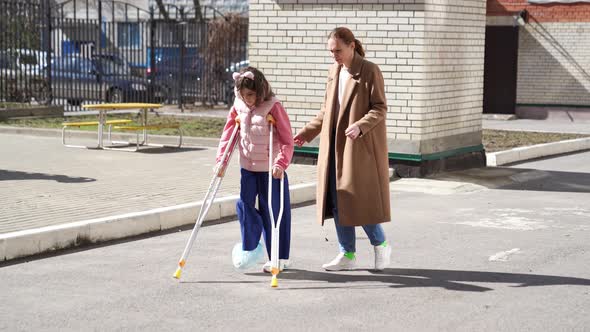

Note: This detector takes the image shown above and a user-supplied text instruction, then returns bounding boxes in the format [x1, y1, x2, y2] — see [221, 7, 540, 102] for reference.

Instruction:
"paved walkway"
[0, 133, 316, 234]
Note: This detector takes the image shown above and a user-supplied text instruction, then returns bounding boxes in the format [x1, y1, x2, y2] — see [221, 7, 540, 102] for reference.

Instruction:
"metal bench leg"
[177, 128, 183, 148]
[61, 126, 100, 149]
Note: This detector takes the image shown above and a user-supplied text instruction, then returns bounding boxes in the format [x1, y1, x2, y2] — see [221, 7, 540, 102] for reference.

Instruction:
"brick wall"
[517, 22, 590, 106]
[249, 0, 486, 155]
[486, 1, 590, 107]
[487, 0, 590, 22]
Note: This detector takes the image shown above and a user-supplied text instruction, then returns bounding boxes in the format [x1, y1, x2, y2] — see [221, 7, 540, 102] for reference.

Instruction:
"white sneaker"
[263, 259, 290, 273]
[374, 243, 392, 271]
[322, 253, 356, 271]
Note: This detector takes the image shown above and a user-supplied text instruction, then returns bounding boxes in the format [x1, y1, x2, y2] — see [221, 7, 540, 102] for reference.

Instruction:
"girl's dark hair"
[234, 66, 274, 106]
[328, 27, 365, 57]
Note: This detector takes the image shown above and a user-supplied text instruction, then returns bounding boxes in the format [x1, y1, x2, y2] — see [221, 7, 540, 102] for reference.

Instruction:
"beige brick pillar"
[249, 0, 487, 176]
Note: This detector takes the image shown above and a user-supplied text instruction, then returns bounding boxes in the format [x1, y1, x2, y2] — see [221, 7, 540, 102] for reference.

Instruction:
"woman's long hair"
[328, 27, 365, 57]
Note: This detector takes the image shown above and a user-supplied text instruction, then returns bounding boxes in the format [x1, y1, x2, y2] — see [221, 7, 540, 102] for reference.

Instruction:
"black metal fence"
[0, 0, 248, 112]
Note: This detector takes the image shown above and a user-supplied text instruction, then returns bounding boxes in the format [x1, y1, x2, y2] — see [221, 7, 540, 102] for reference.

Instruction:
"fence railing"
[0, 0, 248, 112]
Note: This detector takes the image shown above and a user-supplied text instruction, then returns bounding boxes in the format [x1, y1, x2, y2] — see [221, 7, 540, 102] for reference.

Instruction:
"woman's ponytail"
[353, 38, 365, 57]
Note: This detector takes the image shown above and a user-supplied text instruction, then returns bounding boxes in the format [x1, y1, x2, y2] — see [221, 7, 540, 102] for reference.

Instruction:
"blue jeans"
[236, 168, 291, 260]
[327, 141, 385, 253]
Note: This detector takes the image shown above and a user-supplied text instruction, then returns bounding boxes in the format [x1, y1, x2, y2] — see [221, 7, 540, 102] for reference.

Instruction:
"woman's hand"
[272, 166, 284, 179]
[293, 133, 306, 147]
[345, 124, 361, 139]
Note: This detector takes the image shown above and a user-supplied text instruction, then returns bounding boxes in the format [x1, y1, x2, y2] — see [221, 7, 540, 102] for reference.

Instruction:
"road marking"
[489, 248, 520, 262]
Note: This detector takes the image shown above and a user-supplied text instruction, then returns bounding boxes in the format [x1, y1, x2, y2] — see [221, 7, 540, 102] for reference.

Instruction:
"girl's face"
[240, 87, 257, 107]
[328, 37, 355, 68]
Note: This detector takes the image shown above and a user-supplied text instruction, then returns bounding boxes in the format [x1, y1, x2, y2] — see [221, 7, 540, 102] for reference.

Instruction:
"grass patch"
[1, 115, 588, 150]
[0, 114, 226, 138]
[483, 129, 588, 153]
[0, 102, 35, 109]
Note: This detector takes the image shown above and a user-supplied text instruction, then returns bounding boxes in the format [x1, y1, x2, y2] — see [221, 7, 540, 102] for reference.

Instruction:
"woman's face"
[328, 37, 355, 68]
[240, 87, 257, 108]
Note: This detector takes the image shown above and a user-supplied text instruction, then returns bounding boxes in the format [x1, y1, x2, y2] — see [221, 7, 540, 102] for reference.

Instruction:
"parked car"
[149, 55, 204, 102]
[11, 48, 51, 76]
[94, 53, 146, 79]
[0, 51, 51, 104]
[49, 55, 168, 105]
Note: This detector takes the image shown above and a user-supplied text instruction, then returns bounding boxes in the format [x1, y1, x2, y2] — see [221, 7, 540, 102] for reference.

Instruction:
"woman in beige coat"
[294, 27, 392, 271]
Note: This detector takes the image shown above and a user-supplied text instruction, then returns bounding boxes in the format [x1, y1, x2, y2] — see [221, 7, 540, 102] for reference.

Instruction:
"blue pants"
[327, 141, 385, 253]
[236, 168, 291, 260]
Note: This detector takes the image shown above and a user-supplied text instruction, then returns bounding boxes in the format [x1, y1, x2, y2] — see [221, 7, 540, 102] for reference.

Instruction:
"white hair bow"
[232, 71, 254, 81]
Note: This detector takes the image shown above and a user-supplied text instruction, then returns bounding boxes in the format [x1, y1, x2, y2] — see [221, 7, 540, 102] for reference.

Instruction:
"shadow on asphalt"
[434, 166, 590, 193]
[0, 169, 95, 183]
[243, 268, 590, 292]
[105, 146, 207, 154]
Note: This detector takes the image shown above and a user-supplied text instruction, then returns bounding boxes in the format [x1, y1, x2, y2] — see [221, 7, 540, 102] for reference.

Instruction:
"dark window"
[117, 23, 140, 48]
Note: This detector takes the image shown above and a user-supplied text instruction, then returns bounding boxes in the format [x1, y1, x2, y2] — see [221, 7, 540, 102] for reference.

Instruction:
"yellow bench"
[61, 119, 133, 149]
[114, 124, 181, 131]
[111, 123, 183, 151]
[62, 119, 133, 127]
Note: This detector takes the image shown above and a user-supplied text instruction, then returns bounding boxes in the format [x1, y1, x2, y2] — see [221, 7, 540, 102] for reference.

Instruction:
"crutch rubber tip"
[271, 275, 278, 288]
[173, 268, 182, 279]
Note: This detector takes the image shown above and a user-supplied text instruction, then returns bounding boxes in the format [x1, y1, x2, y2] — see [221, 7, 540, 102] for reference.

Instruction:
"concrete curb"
[0, 126, 220, 148]
[0, 183, 316, 262]
[486, 137, 590, 166]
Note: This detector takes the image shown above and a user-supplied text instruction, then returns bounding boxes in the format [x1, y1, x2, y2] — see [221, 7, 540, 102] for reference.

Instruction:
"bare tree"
[202, 13, 247, 105]
[154, 0, 170, 20]
[193, 0, 203, 22]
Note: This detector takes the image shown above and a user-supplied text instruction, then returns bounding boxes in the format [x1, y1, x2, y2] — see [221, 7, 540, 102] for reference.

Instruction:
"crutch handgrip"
[215, 163, 227, 177]
[266, 114, 276, 125]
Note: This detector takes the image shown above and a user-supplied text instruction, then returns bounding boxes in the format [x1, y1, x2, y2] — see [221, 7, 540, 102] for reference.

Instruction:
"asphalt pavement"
[1, 152, 589, 331]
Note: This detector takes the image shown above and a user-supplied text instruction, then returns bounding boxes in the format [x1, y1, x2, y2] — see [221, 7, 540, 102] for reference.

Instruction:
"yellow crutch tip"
[173, 268, 182, 279]
[270, 276, 278, 288]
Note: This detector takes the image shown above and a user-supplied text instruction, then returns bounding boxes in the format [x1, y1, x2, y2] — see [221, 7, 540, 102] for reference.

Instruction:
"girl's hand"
[345, 124, 361, 140]
[213, 162, 224, 177]
[293, 134, 305, 147]
[272, 166, 284, 179]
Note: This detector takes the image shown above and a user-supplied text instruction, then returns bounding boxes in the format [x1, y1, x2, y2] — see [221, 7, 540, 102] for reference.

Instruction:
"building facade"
[249, 0, 487, 176]
[485, 0, 590, 116]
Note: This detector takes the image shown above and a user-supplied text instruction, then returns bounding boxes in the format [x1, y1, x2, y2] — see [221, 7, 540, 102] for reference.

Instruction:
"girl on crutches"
[173, 115, 240, 280]
[217, 67, 294, 279]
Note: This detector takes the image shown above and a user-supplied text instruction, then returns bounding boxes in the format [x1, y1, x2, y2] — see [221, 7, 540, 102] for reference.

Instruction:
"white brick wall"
[249, 0, 486, 155]
[517, 22, 590, 106]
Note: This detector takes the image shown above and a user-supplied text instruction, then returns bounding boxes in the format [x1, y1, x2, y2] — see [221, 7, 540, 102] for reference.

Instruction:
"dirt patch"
[483, 129, 589, 153]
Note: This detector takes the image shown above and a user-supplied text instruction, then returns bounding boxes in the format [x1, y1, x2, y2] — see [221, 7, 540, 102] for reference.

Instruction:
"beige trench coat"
[297, 54, 391, 227]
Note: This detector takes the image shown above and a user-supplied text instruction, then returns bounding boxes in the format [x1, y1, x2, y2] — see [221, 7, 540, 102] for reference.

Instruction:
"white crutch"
[173, 118, 240, 280]
[267, 114, 285, 288]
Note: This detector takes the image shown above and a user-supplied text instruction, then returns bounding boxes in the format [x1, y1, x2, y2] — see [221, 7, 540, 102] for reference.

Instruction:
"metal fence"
[0, 0, 248, 112]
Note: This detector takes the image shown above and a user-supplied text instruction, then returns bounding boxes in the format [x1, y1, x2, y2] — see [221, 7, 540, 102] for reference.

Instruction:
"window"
[117, 22, 140, 48]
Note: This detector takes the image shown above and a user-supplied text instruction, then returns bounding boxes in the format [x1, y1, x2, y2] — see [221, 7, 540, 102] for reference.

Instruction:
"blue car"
[50, 55, 167, 105]
[149, 55, 205, 103]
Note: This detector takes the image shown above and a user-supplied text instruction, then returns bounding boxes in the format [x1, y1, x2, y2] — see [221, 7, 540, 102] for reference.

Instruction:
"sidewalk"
[0, 132, 317, 261]
[482, 114, 590, 166]
[1, 112, 590, 261]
